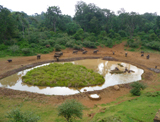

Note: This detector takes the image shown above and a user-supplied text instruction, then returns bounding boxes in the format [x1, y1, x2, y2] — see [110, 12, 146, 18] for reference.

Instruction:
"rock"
[154, 109, 160, 122]
[114, 85, 120, 90]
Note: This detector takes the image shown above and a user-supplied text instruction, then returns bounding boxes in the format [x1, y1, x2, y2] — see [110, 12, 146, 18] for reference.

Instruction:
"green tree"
[130, 82, 147, 96]
[45, 6, 61, 32]
[5, 108, 40, 122]
[57, 99, 84, 122]
[0, 5, 17, 42]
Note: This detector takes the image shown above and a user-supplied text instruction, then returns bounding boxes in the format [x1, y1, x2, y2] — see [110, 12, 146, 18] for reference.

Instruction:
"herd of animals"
[7, 48, 157, 69]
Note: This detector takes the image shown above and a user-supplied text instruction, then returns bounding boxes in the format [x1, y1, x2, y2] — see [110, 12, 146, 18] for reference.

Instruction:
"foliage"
[83, 40, 97, 48]
[57, 99, 84, 122]
[21, 48, 31, 55]
[5, 108, 40, 122]
[73, 44, 83, 50]
[145, 41, 160, 51]
[130, 82, 147, 96]
[54, 44, 61, 51]
[126, 39, 140, 48]
[9, 45, 19, 52]
[22, 63, 105, 87]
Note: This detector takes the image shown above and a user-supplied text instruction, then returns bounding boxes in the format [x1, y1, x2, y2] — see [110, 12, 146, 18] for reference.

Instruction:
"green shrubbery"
[57, 99, 84, 122]
[130, 82, 147, 96]
[5, 108, 40, 122]
[22, 63, 105, 87]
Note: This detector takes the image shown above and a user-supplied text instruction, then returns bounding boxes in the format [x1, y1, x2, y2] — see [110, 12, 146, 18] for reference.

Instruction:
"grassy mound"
[22, 63, 105, 87]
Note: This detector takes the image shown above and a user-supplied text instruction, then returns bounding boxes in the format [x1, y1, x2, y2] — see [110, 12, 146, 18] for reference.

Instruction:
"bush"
[0, 44, 7, 50]
[130, 82, 147, 96]
[57, 99, 84, 122]
[145, 41, 160, 51]
[126, 39, 139, 48]
[5, 108, 40, 122]
[22, 48, 31, 55]
[9, 45, 19, 52]
[66, 40, 75, 48]
[118, 30, 127, 37]
[73, 44, 83, 50]
[102, 37, 113, 48]
[83, 40, 97, 48]
[54, 44, 61, 51]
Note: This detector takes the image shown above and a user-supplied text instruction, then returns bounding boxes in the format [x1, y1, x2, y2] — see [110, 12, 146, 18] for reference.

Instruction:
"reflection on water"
[0, 59, 144, 95]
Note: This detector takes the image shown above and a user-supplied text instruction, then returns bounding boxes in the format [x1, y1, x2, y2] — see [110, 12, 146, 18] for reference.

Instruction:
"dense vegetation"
[1, 1, 160, 57]
[22, 63, 105, 87]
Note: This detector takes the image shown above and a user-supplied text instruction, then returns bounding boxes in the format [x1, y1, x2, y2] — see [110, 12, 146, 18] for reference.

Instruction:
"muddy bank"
[0, 56, 101, 80]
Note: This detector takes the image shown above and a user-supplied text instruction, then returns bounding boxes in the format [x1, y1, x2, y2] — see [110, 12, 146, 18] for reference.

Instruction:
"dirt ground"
[0, 42, 160, 107]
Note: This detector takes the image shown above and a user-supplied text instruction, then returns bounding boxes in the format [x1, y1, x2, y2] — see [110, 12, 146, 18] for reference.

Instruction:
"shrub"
[0, 44, 7, 50]
[130, 82, 147, 96]
[5, 108, 40, 122]
[145, 41, 160, 51]
[54, 44, 61, 51]
[103, 37, 113, 48]
[66, 40, 75, 48]
[9, 45, 19, 52]
[22, 48, 31, 55]
[83, 40, 97, 48]
[127, 39, 139, 48]
[73, 44, 83, 50]
[118, 30, 127, 37]
[57, 99, 84, 122]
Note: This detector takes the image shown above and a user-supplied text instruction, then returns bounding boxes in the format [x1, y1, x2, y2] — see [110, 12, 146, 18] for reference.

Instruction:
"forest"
[0, 1, 160, 57]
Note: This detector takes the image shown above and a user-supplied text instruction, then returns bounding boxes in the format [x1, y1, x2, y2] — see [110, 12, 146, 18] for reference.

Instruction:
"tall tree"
[125, 12, 142, 39]
[45, 6, 61, 32]
[0, 5, 16, 42]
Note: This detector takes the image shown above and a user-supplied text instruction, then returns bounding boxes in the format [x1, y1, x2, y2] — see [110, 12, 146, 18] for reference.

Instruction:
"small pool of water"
[0, 59, 144, 95]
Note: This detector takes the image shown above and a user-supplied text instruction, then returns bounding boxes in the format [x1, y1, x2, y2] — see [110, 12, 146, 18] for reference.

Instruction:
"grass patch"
[92, 91, 160, 122]
[22, 63, 105, 87]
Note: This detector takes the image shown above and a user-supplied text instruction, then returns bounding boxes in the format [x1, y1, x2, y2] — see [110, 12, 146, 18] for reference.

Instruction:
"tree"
[14, 12, 29, 38]
[125, 12, 142, 39]
[130, 82, 147, 96]
[57, 99, 84, 122]
[0, 5, 17, 42]
[45, 6, 61, 32]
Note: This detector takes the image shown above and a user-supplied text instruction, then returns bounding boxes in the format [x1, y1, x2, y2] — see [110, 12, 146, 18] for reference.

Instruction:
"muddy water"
[0, 59, 144, 95]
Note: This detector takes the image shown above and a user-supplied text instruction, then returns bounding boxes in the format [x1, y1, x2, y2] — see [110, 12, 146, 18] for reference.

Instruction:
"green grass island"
[22, 63, 105, 87]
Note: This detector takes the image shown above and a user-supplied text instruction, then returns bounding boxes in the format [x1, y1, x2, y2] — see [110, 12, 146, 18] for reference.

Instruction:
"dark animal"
[147, 55, 149, 59]
[155, 66, 157, 69]
[141, 54, 144, 57]
[125, 52, 128, 57]
[46, 45, 50, 48]
[37, 54, 41, 60]
[56, 57, 59, 61]
[115, 67, 119, 70]
[81, 48, 85, 51]
[7, 59, 12, 63]
[83, 51, 88, 54]
[124, 67, 128, 73]
[113, 51, 115, 55]
[55, 52, 63, 56]
[73, 50, 78, 54]
[93, 50, 99, 53]
[141, 51, 144, 53]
